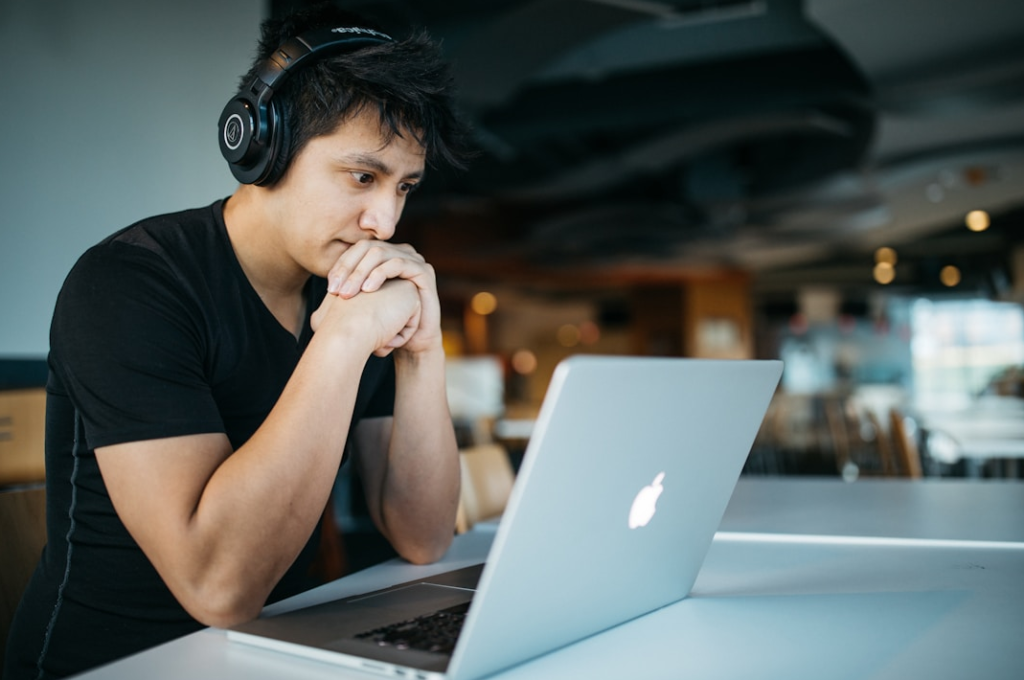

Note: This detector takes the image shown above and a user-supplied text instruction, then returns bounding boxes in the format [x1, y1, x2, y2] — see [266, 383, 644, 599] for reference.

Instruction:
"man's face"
[263, 108, 427, 279]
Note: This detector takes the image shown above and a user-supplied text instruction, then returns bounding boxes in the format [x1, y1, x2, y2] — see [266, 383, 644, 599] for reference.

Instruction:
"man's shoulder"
[57, 200, 231, 313]
[103, 200, 225, 255]
[71, 201, 227, 276]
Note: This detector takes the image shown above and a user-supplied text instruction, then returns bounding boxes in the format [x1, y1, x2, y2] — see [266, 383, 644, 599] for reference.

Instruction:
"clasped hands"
[311, 240, 441, 357]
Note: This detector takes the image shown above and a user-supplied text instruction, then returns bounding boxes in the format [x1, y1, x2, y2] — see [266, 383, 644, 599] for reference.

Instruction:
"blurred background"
[335, 0, 1024, 484]
[2, 0, 1023, 493]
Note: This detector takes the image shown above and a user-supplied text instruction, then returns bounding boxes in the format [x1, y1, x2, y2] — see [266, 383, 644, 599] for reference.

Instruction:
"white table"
[722, 477, 1024, 544]
[73, 478, 1024, 680]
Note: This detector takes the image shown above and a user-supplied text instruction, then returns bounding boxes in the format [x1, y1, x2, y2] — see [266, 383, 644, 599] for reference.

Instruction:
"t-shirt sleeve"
[50, 241, 224, 450]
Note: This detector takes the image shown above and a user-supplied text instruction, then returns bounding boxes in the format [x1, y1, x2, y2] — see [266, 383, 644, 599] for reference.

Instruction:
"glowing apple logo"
[628, 472, 665, 529]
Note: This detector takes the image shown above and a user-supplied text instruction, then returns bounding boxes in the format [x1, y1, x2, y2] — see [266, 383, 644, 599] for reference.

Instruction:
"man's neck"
[223, 187, 310, 338]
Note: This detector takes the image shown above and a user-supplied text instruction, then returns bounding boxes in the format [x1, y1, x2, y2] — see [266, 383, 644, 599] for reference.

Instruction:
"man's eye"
[352, 172, 373, 185]
[399, 182, 420, 194]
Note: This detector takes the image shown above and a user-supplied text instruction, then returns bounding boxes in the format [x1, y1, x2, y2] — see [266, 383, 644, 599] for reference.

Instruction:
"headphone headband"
[218, 26, 393, 185]
[258, 27, 393, 91]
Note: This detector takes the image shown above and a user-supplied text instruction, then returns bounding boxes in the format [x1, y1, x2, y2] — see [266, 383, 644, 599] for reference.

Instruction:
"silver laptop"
[228, 355, 783, 679]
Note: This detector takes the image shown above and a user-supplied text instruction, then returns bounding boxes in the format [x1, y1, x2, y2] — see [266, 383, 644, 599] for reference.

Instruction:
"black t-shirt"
[4, 200, 395, 680]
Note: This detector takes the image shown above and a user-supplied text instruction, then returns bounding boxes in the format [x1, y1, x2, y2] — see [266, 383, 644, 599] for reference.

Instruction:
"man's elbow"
[175, 579, 266, 629]
[396, 532, 453, 566]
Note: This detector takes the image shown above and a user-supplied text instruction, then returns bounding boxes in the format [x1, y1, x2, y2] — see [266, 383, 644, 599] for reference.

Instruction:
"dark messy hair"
[237, 2, 473, 182]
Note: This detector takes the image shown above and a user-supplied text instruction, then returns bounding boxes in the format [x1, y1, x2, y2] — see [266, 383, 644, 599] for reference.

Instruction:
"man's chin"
[315, 243, 351, 279]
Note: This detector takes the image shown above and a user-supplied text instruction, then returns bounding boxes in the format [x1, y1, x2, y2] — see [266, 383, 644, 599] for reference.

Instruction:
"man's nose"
[359, 194, 401, 240]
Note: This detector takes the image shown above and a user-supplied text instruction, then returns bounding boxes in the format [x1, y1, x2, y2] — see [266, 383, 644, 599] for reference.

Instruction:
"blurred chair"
[824, 397, 854, 478]
[1, 483, 47, 670]
[744, 400, 783, 475]
[826, 398, 900, 480]
[889, 408, 924, 479]
[455, 444, 516, 534]
[0, 389, 48, 487]
[306, 493, 348, 583]
[863, 410, 898, 476]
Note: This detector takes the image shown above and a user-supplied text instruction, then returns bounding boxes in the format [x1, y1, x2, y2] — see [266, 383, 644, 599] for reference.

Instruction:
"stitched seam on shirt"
[34, 409, 84, 680]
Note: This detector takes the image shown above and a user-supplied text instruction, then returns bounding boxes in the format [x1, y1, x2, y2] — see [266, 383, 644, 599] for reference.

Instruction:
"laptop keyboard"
[354, 601, 471, 655]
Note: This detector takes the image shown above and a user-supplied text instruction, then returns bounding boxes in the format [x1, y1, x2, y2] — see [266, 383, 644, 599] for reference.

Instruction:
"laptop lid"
[227, 355, 782, 679]
[446, 356, 782, 679]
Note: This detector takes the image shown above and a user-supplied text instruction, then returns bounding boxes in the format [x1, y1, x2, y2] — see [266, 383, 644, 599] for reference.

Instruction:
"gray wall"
[0, 0, 265, 357]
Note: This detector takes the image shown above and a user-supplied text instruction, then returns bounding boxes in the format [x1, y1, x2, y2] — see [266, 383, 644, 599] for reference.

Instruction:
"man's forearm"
[172, 327, 374, 623]
[378, 345, 461, 563]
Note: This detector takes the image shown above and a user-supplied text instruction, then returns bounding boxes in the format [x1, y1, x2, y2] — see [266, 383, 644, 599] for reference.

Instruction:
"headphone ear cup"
[258, 100, 292, 186]
[218, 95, 275, 185]
[218, 98, 256, 163]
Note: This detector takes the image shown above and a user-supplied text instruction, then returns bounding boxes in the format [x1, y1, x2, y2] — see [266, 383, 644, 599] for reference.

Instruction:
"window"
[911, 298, 1024, 410]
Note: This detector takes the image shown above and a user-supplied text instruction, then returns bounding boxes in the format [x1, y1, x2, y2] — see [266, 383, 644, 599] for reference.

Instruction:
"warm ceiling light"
[556, 324, 581, 348]
[873, 262, 895, 285]
[940, 265, 961, 287]
[874, 247, 897, 265]
[578, 320, 601, 345]
[965, 210, 990, 232]
[470, 291, 497, 315]
[511, 349, 537, 375]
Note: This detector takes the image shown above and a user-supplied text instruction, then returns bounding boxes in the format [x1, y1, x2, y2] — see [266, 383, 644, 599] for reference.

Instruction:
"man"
[4, 4, 471, 678]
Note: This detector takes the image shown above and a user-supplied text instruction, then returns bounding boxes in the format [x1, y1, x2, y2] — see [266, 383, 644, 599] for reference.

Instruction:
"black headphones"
[218, 26, 393, 186]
